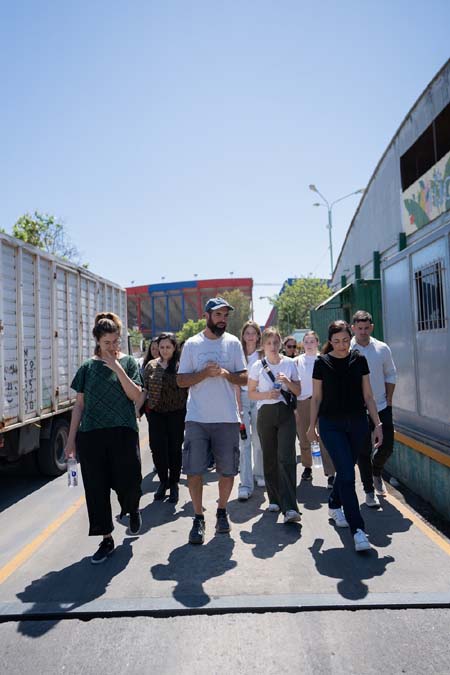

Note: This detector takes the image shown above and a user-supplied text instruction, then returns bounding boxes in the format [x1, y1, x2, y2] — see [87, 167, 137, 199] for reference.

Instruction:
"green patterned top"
[71, 356, 142, 432]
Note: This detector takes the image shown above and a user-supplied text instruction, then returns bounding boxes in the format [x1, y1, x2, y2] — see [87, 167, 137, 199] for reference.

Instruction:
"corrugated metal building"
[314, 60, 450, 518]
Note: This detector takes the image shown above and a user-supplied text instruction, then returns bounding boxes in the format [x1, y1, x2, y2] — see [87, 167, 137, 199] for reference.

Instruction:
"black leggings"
[146, 409, 186, 485]
[77, 427, 142, 536]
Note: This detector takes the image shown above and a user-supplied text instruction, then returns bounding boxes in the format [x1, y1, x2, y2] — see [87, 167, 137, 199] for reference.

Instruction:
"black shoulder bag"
[261, 358, 297, 410]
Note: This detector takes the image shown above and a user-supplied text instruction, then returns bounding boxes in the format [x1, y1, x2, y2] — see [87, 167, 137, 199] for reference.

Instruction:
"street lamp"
[309, 184, 365, 277]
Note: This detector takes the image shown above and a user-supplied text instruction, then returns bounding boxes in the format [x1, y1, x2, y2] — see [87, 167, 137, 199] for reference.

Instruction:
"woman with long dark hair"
[142, 338, 160, 373]
[236, 320, 265, 500]
[307, 320, 383, 552]
[65, 312, 143, 564]
[139, 333, 187, 503]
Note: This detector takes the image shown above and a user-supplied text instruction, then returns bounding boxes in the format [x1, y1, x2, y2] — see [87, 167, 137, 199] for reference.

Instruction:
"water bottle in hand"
[67, 457, 78, 487]
[311, 441, 322, 468]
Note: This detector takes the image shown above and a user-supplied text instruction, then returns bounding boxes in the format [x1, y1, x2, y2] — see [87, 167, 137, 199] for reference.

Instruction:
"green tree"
[177, 318, 207, 342]
[10, 211, 82, 264]
[221, 289, 251, 338]
[270, 278, 331, 334]
[128, 328, 145, 351]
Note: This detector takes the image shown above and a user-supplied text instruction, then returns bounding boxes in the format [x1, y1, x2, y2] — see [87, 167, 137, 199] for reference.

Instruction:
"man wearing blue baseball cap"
[177, 297, 247, 544]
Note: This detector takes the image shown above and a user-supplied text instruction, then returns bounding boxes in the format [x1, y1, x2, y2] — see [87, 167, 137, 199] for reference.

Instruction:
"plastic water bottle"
[67, 457, 78, 487]
[311, 441, 322, 468]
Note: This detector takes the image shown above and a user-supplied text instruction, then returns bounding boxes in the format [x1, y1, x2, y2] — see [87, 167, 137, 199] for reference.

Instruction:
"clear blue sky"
[1, 1, 449, 323]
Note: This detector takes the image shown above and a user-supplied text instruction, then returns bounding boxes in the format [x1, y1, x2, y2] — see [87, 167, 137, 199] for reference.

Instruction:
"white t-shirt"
[248, 356, 299, 411]
[178, 331, 247, 423]
[294, 353, 318, 400]
[241, 350, 259, 392]
[350, 336, 397, 411]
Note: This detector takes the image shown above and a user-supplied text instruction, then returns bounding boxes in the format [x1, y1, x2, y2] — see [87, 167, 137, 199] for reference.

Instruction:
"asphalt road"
[2, 610, 450, 675]
[1, 421, 450, 674]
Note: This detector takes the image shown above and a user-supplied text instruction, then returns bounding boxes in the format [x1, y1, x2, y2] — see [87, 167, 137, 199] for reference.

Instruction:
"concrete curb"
[1, 592, 450, 621]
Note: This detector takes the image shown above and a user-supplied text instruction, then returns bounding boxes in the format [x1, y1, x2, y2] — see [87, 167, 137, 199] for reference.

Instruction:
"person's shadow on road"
[15, 537, 137, 638]
[361, 497, 413, 548]
[227, 490, 266, 525]
[117, 499, 193, 537]
[309, 536, 395, 600]
[151, 535, 236, 608]
[240, 512, 302, 559]
[297, 481, 330, 512]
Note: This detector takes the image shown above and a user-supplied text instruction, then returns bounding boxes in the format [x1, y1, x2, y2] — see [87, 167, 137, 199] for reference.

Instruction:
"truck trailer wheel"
[37, 418, 70, 476]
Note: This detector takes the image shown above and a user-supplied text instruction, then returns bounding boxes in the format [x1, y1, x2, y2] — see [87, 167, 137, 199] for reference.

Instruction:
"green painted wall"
[386, 441, 450, 521]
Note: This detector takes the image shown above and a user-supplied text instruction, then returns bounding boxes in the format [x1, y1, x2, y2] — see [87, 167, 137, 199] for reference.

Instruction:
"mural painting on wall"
[402, 150, 450, 235]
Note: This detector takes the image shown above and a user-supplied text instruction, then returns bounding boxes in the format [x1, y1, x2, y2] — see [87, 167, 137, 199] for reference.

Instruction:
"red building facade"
[127, 277, 253, 337]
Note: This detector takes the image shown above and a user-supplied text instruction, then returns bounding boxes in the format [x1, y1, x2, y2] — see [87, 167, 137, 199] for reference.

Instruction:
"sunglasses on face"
[286, 344, 296, 349]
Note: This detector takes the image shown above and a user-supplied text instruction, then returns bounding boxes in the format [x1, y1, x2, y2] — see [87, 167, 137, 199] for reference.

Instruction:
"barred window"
[414, 261, 446, 331]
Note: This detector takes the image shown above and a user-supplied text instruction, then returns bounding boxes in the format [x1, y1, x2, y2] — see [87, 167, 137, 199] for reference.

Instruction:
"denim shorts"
[183, 421, 240, 476]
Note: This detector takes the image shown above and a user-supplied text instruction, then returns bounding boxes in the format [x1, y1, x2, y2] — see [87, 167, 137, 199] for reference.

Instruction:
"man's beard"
[207, 316, 226, 336]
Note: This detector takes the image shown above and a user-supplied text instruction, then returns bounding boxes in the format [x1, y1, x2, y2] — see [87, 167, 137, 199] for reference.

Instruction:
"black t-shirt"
[312, 351, 370, 417]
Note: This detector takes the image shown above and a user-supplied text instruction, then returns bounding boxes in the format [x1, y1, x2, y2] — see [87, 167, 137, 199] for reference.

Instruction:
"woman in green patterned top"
[65, 312, 143, 564]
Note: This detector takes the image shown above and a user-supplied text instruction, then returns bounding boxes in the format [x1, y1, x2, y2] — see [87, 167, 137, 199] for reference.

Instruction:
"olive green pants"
[257, 402, 298, 514]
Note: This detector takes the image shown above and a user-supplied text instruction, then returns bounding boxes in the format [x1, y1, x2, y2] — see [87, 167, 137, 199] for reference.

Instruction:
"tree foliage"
[221, 289, 251, 338]
[128, 328, 145, 350]
[177, 318, 207, 343]
[176, 290, 251, 341]
[270, 278, 331, 334]
[10, 211, 83, 264]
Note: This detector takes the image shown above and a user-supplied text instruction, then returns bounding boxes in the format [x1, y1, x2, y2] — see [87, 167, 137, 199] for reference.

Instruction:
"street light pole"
[327, 206, 333, 276]
[309, 184, 365, 278]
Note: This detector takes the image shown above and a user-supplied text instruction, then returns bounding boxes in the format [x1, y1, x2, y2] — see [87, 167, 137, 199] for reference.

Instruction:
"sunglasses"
[285, 344, 296, 349]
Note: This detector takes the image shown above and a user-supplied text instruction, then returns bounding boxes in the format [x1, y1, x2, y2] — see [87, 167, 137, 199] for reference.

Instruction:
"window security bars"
[414, 260, 446, 331]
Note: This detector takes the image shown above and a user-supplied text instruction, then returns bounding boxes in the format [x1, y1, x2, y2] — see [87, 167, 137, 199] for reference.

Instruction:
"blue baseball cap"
[204, 297, 234, 312]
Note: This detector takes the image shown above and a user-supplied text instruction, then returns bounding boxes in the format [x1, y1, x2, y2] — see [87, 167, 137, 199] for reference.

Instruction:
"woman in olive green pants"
[247, 327, 301, 523]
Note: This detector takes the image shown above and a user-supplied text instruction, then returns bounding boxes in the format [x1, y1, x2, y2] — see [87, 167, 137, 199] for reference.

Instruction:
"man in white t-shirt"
[351, 310, 397, 507]
[177, 297, 247, 545]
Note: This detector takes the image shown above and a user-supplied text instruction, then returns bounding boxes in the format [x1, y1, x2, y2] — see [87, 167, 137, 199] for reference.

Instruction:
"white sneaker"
[238, 487, 250, 501]
[267, 503, 280, 512]
[365, 491, 380, 508]
[284, 510, 301, 523]
[354, 529, 371, 551]
[255, 477, 266, 487]
[373, 476, 387, 496]
[328, 508, 349, 528]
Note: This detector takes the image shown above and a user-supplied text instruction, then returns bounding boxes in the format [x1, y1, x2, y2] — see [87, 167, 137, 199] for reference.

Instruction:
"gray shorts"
[183, 422, 240, 477]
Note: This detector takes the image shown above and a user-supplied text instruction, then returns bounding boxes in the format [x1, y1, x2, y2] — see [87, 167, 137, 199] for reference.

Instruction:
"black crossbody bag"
[261, 358, 297, 411]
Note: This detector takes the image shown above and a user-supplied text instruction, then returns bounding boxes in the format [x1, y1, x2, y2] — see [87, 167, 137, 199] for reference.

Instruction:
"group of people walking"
[65, 298, 396, 562]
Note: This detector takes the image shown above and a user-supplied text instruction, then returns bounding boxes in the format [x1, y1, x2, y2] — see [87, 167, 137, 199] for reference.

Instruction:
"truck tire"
[37, 418, 70, 476]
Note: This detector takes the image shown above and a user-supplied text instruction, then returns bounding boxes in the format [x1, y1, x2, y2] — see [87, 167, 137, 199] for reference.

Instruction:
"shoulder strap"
[261, 358, 276, 382]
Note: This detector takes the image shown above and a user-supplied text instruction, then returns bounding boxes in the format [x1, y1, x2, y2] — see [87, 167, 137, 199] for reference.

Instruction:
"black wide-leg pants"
[77, 426, 142, 536]
[146, 409, 185, 485]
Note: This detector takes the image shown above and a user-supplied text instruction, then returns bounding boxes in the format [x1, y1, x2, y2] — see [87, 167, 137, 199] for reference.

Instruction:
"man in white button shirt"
[351, 310, 397, 507]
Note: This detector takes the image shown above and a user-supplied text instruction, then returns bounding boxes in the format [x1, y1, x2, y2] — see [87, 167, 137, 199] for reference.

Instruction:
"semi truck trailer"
[0, 232, 127, 475]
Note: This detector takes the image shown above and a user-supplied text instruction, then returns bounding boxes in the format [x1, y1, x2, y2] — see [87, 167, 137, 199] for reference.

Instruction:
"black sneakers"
[215, 509, 231, 533]
[154, 482, 168, 501]
[91, 537, 115, 564]
[168, 484, 179, 504]
[129, 511, 142, 535]
[301, 467, 313, 481]
[189, 516, 205, 545]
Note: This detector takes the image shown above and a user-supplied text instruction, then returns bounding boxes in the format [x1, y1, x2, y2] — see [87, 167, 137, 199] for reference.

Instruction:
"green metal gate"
[310, 280, 383, 344]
